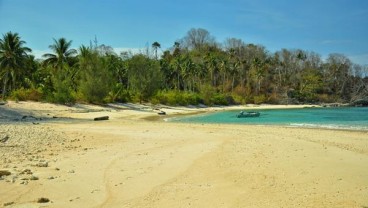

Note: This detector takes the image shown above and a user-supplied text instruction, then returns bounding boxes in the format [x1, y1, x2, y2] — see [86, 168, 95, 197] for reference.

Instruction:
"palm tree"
[250, 58, 264, 95]
[204, 53, 219, 87]
[152, 41, 161, 60]
[43, 38, 77, 70]
[0, 32, 31, 99]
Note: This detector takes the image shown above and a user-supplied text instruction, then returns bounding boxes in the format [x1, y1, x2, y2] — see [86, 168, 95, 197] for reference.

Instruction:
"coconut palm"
[43, 38, 77, 70]
[0, 32, 31, 98]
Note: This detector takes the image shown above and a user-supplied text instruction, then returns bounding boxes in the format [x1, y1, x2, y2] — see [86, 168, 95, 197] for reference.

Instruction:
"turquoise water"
[170, 107, 368, 130]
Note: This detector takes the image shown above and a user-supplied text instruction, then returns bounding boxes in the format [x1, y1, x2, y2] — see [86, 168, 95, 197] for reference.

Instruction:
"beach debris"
[0, 170, 11, 177]
[93, 116, 109, 121]
[11, 176, 17, 183]
[20, 169, 33, 175]
[37, 197, 50, 203]
[68, 170, 75, 173]
[69, 197, 80, 202]
[21, 175, 39, 181]
[37, 161, 48, 167]
[21, 115, 40, 120]
[20, 181, 28, 185]
[3, 202, 14, 206]
[0, 135, 9, 143]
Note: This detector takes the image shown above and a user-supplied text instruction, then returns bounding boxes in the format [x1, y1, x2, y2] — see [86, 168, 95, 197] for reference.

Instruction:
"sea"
[170, 107, 368, 131]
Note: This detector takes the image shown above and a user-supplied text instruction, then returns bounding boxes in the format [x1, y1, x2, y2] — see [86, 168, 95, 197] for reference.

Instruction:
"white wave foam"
[289, 123, 368, 131]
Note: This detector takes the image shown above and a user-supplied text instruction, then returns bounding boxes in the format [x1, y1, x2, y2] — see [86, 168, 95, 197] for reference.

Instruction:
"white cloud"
[114, 47, 164, 58]
[348, 53, 368, 66]
[113, 47, 147, 55]
[321, 39, 352, 45]
[30, 49, 50, 59]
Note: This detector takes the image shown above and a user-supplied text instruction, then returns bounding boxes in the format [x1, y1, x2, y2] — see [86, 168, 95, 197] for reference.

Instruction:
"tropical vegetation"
[1, 28, 367, 106]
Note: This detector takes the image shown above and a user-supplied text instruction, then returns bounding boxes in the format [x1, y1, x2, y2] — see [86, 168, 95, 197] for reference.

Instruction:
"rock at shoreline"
[21, 115, 40, 121]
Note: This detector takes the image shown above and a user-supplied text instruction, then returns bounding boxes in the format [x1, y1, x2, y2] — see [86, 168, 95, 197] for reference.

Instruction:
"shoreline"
[161, 105, 368, 132]
[141, 103, 323, 122]
[0, 100, 320, 122]
[1, 101, 367, 132]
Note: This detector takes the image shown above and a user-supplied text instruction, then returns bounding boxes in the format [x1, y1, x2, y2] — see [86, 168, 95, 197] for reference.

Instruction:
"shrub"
[106, 87, 131, 103]
[10, 88, 43, 101]
[200, 84, 215, 105]
[183, 92, 201, 105]
[253, 94, 267, 104]
[211, 94, 229, 105]
[51, 77, 76, 105]
[318, 93, 341, 103]
[151, 90, 202, 106]
[231, 93, 246, 105]
[151, 91, 168, 105]
[267, 92, 281, 104]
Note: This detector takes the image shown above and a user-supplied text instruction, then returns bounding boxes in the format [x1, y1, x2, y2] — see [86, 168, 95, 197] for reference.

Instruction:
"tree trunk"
[231, 75, 235, 92]
[2, 72, 8, 100]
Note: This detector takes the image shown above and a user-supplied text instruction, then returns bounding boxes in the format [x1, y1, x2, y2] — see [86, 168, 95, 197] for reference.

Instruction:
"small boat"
[158, 111, 166, 115]
[236, 111, 260, 118]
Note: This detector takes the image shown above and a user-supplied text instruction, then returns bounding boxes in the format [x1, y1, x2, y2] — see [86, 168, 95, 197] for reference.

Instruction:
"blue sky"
[0, 0, 367, 65]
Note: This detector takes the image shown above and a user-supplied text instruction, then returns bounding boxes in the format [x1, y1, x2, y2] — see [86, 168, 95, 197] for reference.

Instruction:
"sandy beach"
[0, 101, 367, 207]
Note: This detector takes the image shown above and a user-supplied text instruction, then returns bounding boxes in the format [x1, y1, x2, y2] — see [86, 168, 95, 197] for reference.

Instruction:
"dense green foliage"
[1, 29, 367, 105]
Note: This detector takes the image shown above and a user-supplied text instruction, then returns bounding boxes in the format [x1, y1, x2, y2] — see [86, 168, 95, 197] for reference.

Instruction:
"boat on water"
[236, 111, 260, 118]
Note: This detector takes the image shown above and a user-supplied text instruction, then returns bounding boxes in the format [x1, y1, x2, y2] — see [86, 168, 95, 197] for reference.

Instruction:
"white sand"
[0, 101, 367, 207]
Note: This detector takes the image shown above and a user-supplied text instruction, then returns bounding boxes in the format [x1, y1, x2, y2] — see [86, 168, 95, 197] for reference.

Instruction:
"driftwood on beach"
[93, 116, 109, 121]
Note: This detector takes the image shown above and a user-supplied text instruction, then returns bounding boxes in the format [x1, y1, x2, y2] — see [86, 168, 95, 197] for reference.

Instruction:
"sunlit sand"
[0, 101, 367, 207]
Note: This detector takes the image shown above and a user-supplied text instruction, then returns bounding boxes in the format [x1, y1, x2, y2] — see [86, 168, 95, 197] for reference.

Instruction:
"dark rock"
[94, 116, 109, 121]
[37, 197, 50, 203]
[350, 99, 368, 107]
[3, 202, 14, 206]
[0, 170, 11, 177]
[21, 115, 40, 121]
